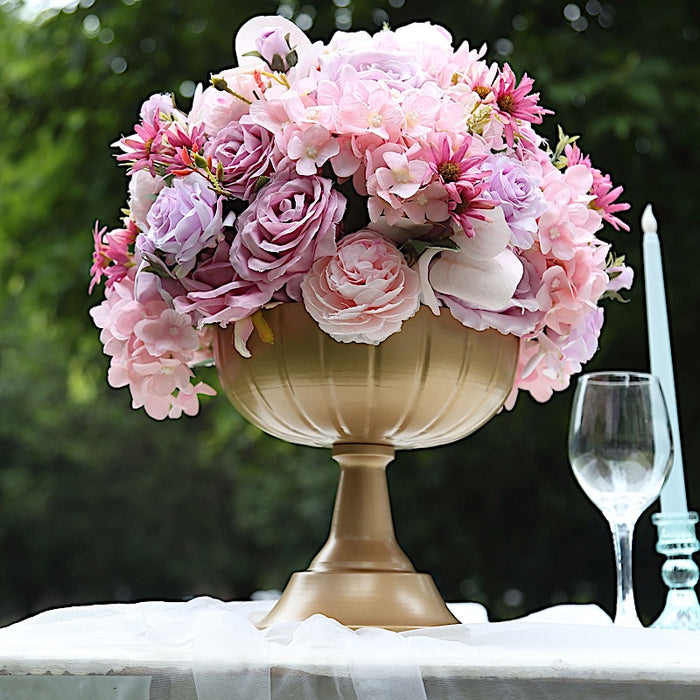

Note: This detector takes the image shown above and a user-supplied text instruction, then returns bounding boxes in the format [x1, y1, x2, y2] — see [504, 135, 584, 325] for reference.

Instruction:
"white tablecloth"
[0, 597, 698, 699]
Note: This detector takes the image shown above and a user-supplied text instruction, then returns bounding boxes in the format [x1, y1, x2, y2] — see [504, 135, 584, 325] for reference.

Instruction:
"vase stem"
[310, 443, 414, 573]
[257, 442, 458, 629]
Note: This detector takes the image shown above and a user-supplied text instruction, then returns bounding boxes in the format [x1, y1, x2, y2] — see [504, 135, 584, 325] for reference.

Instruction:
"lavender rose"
[483, 155, 547, 249]
[230, 173, 346, 290]
[204, 117, 279, 200]
[301, 230, 421, 345]
[138, 174, 228, 278]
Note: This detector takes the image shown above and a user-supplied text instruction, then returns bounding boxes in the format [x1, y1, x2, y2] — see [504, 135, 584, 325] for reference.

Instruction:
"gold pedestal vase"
[214, 303, 518, 630]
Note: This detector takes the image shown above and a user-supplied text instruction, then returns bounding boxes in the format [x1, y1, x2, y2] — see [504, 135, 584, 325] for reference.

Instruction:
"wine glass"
[568, 371, 673, 626]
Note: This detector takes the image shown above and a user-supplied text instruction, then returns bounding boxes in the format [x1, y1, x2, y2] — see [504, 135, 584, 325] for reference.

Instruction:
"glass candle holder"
[651, 511, 700, 630]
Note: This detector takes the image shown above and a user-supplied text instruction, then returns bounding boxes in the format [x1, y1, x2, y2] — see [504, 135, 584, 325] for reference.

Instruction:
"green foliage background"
[0, 0, 698, 625]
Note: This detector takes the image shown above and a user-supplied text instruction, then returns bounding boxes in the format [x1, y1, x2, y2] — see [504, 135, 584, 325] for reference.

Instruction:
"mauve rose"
[138, 174, 227, 278]
[301, 230, 421, 345]
[173, 239, 274, 327]
[204, 117, 278, 200]
[235, 16, 311, 70]
[230, 173, 346, 290]
[483, 155, 547, 249]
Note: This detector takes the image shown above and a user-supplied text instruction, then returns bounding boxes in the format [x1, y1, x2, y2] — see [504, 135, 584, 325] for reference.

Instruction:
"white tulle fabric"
[1, 597, 699, 699]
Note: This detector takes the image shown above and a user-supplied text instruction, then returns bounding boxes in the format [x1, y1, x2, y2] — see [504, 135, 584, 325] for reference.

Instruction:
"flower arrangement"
[90, 15, 632, 420]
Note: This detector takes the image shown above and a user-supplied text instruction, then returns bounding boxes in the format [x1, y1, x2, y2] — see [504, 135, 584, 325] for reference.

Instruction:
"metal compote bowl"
[214, 302, 518, 630]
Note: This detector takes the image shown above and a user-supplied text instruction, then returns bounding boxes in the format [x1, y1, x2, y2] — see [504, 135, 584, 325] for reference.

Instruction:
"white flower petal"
[417, 247, 442, 314]
[430, 248, 523, 311]
[456, 206, 511, 261]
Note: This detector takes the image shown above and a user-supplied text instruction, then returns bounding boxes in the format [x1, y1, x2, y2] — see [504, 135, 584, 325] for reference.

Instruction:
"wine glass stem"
[611, 521, 640, 626]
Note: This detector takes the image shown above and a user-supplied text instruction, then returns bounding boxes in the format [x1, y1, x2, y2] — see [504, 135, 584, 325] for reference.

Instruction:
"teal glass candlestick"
[651, 511, 700, 630]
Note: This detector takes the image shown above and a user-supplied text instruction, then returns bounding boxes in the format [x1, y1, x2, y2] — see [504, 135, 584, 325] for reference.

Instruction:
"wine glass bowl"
[568, 371, 674, 626]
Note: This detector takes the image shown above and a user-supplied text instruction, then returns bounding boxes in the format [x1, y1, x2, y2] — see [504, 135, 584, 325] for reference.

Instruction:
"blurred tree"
[0, 0, 698, 626]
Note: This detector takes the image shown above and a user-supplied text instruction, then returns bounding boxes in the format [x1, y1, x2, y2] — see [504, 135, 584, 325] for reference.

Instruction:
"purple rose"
[230, 173, 346, 290]
[203, 117, 278, 200]
[484, 155, 547, 249]
[138, 174, 227, 277]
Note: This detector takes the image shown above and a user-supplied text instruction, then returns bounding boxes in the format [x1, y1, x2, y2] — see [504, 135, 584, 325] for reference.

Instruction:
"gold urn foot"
[257, 444, 459, 630]
[258, 571, 458, 631]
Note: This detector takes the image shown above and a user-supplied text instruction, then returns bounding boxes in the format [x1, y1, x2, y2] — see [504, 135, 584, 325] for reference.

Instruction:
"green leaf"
[193, 153, 209, 169]
[405, 237, 460, 255]
[269, 54, 285, 73]
[600, 290, 631, 304]
[254, 175, 271, 192]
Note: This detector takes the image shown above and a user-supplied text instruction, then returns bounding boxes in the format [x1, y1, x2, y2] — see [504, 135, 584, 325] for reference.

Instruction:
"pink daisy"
[492, 64, 551, 146]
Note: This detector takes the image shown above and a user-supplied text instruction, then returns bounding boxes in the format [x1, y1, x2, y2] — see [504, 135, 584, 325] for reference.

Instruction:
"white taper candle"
[642, 203, 688, 514]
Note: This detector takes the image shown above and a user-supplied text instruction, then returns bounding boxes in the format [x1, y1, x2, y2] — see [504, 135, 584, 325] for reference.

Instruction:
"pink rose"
[318, 48, 428, 90]
[230, 173, 346, 290]
[301, 230, 421, 344]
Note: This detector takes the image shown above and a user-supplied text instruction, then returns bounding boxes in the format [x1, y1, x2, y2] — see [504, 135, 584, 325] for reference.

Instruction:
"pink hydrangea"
[90, 268, 216, 420]
[286, 125, 341, 176]
[300, 230, 421, 344]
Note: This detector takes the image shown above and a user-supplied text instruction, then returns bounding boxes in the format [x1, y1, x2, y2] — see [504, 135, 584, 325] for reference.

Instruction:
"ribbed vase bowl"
[214, 303, 519, 630]
[215, 303, 518, 449]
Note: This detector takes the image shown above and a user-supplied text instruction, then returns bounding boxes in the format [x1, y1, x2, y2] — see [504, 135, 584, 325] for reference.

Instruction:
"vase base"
[257, 570, 459, 631]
